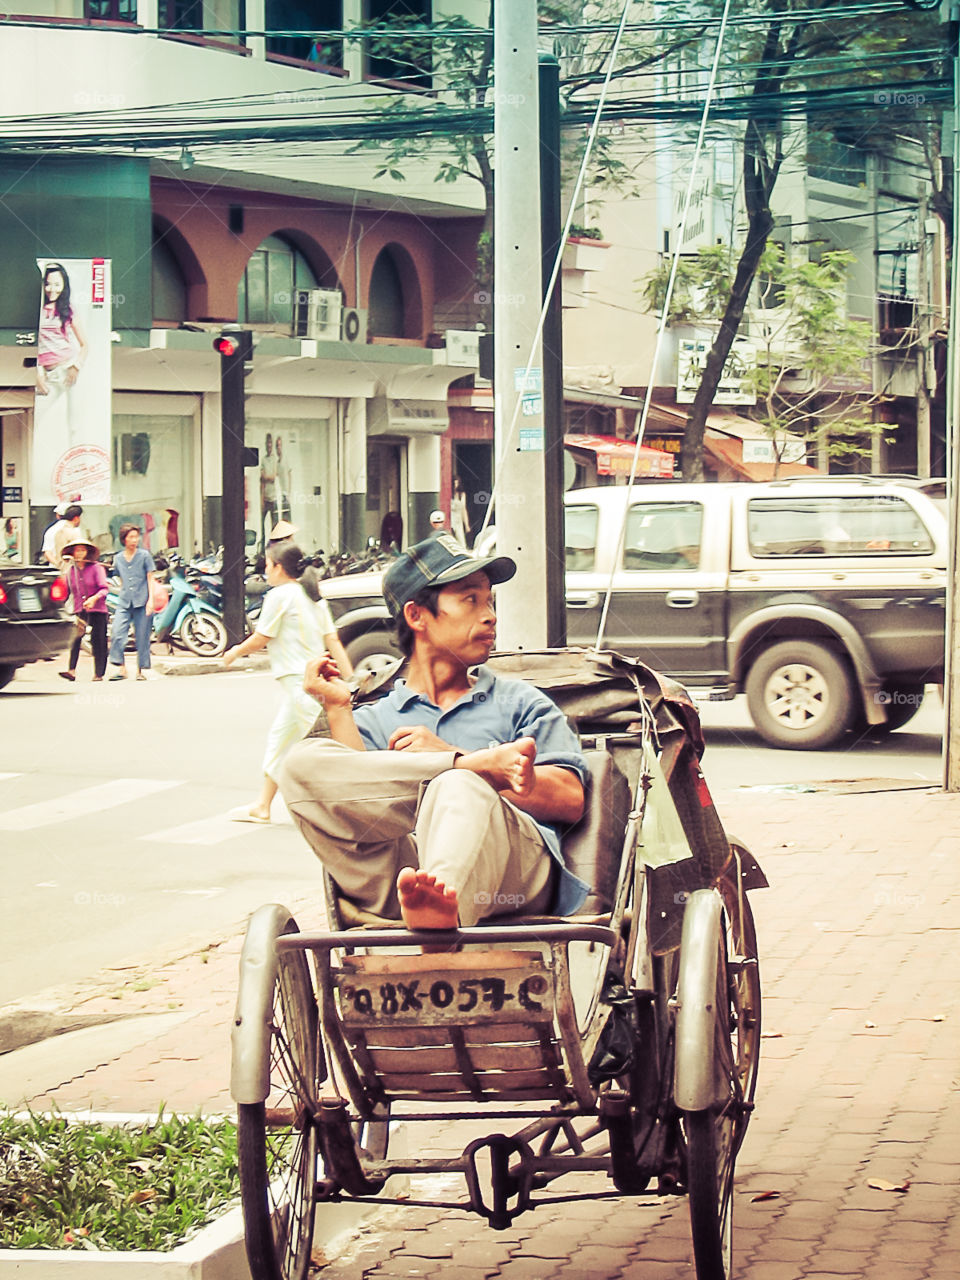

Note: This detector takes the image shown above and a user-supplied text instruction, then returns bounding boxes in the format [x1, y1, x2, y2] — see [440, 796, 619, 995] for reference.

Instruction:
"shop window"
[157, 0, 245, 39]
[365, 0, 431, 87]
[85, 0, 136, 20]
[238, 235, 319, 329]
[266, 0, 342, 66]
[368, 250, 405, 338]
[152, 231, 188, 324]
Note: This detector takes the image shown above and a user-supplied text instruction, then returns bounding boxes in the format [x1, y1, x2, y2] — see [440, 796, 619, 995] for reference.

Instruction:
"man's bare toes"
[398, 867, 459, 931]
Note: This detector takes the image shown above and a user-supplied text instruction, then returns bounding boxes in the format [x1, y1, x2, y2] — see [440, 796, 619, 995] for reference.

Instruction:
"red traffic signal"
[213, 334, 241, 358]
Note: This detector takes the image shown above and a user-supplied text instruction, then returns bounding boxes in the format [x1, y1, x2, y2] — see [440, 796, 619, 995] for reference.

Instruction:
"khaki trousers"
[280, 738, 554, 925]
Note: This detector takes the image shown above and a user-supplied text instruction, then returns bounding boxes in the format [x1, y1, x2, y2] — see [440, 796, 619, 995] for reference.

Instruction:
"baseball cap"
[54, 502, 70, 517]
[382, 533, 516, 618]
[428, 510, 444, 526]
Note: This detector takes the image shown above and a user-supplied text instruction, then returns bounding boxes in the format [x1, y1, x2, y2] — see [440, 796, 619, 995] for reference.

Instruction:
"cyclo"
[230, 646, 766, 1280]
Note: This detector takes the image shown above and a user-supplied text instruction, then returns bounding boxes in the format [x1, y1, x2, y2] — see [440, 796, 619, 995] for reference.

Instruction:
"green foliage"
[642, 241, 885, 465]
[0, 1112, 239, 1251]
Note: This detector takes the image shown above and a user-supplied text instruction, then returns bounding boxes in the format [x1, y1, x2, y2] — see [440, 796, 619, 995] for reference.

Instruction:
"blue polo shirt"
[353, 666, 590, 916]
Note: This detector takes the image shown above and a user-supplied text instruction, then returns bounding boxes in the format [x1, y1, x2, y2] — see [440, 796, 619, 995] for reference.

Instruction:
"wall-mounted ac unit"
[294, 289, 342, 340]
[341, 307, 368, 344]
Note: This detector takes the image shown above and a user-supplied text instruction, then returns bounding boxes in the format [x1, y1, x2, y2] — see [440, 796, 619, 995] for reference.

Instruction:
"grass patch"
[0, 1112, 239, 1251]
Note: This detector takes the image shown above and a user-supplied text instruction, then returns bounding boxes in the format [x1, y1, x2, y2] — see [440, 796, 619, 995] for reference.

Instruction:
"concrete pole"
[917, 193, 932, 478]
[943, 5, 960, 790]
[492, 0, 548, 650]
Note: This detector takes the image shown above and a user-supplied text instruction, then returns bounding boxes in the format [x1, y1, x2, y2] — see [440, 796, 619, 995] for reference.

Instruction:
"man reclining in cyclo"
[279, 534, 591, 933]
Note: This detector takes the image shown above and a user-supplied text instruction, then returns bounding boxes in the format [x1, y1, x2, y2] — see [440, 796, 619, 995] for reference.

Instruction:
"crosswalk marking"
[0, 779, 183, 831]
[141, 812, 293, 846]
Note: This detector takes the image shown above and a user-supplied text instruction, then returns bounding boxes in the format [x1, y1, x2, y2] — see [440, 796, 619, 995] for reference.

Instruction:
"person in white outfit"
[223, 542, 353, 823]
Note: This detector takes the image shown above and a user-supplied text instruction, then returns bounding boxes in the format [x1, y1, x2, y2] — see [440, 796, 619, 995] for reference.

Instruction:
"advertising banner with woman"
[32, 258, 113, 505]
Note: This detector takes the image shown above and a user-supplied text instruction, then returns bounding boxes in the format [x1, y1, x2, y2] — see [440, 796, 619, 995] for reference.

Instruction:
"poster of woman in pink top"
[37, 263, 87, 398]
[33, 258, 112, 507]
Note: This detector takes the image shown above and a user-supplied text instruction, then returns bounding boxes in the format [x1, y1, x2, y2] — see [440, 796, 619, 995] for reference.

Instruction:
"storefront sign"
[677, 337, 756, 406]
[2, 486, 22, 502]
[32, 257, 113, 505]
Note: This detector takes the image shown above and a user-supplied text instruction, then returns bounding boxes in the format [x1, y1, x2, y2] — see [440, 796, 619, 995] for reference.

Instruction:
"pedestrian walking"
[223, 542, 353, 824]
[59, 537, 108, 682]
[108, 524, 156, 681]
[450, 475, 472, 547]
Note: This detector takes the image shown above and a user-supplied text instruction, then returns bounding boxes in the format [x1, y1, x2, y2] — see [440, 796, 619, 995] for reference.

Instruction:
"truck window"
[564, 505, 599, 571]
[748, 495, 935, 557]
[623, 502, 703, 571]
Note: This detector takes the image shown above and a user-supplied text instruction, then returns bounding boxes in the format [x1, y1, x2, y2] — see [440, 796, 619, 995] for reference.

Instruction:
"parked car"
[322, 477, 947, 749]
[0, 563, 73, 689]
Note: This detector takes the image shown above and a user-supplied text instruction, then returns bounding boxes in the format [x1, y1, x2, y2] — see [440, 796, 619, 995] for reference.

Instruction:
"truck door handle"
[666, 590, 699, 608]
[566, 591, 600, 609]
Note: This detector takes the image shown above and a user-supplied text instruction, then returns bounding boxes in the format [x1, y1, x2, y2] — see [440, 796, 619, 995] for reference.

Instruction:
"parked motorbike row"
[87, 541, 395, 660]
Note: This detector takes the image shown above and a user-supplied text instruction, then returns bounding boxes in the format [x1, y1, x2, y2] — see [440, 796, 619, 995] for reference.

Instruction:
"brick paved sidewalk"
[12, 783, 960, 1279]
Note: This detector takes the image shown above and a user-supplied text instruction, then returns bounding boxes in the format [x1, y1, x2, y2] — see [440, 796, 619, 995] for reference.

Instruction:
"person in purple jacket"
[59, 537, 109, 682]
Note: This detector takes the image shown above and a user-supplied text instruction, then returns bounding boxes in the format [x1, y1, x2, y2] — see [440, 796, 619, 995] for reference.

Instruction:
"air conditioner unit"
[294, 289, 342, 340]
[341, 307, 368, 344]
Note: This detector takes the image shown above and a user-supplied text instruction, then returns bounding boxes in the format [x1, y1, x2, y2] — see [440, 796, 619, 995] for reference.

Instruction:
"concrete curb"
[0, 1111, 407, 1279]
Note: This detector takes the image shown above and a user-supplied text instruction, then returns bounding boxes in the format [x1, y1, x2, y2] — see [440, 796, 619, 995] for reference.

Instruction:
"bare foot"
[455, 736, 536, 796]
[397, 867, 459, 931]
[248, 806, 271, 822]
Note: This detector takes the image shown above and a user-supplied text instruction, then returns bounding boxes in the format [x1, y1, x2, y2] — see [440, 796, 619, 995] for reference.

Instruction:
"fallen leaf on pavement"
[865, 1021, 877, 1029]
[751, 1190, 781, 1202]
[761, 1032, 783, 1039]
[867, 1178, 910, 1193]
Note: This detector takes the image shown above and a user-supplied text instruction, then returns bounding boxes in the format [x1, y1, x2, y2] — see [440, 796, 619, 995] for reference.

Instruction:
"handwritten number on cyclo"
[345, 975, 549, 1018]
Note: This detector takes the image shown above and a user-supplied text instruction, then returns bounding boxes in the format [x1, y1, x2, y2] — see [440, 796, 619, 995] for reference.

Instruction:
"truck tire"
[0, 664, 16, 691]
[346, 629, 402, 678]
[745, 640, 855, 750]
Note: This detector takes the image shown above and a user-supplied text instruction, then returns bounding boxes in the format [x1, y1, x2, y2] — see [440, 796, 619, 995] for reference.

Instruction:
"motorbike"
[151, 567, 228, 656]
[91, 563, 228, 658]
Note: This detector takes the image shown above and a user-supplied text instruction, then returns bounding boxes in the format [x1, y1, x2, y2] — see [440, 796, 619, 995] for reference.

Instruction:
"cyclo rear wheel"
[675, 888, 759, 1280]
[237, 916, 319, 1280]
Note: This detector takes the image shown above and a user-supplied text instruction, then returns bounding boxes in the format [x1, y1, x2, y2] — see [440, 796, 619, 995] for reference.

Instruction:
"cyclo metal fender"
[673, 888, 724, 1113]
[230, 903, 295, 1105]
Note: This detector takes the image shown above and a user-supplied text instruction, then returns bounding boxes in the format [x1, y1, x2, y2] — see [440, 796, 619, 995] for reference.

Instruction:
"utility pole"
[916, 191, 932, 477]
[215, 329, 252, 648]
[539, 51, 566, 648]
[943, 0, 960, 790]
[492, 0, 549, 651]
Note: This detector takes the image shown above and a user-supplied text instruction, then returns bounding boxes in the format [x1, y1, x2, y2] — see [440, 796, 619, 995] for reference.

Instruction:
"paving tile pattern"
[28, 786, 960, 1278]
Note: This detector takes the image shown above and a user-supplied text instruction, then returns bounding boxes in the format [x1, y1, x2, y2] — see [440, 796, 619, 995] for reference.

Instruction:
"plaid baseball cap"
[382, 533, 516, 618]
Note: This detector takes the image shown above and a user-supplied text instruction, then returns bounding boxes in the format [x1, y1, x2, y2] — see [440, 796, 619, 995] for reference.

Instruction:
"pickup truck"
[321, 478, 947, 749]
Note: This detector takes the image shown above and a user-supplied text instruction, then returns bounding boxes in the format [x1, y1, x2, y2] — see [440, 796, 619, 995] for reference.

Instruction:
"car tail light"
[50, 577, 69, 603]
[0, 583, 6, 605]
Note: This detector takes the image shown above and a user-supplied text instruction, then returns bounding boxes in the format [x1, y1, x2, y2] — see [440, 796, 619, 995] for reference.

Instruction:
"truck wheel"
[346, 629, 402, 678]
[0, 664, 16, 691]
[745, 641, 854, 750]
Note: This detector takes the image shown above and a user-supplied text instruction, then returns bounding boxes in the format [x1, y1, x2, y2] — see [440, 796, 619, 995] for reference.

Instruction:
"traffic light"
[213, 330, 253, 363]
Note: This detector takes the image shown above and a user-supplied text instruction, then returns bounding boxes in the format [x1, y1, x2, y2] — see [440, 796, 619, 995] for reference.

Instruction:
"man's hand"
[304, 653, 352, 709]
[387, 725, 454, 753]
